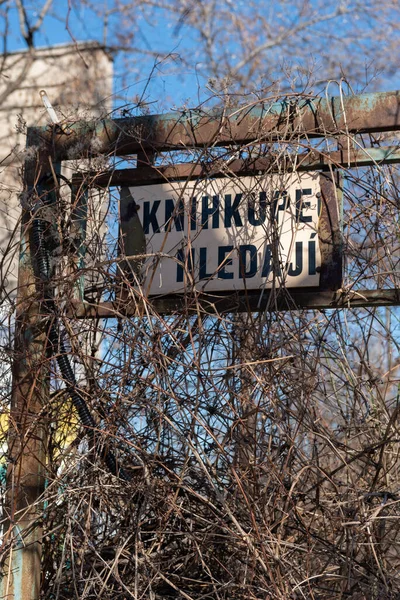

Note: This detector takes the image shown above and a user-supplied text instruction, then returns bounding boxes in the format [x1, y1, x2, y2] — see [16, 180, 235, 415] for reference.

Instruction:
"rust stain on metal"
[318, 172, 343, 291]
[27, 91, 400, 160]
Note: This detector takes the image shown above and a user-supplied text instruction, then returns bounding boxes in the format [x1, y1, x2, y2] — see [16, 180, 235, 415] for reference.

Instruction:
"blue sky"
[6, 0, 400, 115]
[5, 1, 206, 110]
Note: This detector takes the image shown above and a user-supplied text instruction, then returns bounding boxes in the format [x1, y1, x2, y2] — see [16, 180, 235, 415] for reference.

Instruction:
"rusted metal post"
[0, 148, 52, 600]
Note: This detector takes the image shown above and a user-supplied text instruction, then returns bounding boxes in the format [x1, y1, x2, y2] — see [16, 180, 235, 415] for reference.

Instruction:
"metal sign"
[119, 171, 342, 299]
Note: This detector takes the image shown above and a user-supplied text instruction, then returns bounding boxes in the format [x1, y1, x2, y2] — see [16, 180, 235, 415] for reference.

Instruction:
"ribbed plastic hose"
[31, 213, 130, 481]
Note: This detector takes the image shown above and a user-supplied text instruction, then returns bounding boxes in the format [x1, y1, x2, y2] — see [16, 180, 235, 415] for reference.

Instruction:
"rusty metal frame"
[75, 145, 400, 190]
[61, 91, 400, 316]
[28, 91, 400, 159]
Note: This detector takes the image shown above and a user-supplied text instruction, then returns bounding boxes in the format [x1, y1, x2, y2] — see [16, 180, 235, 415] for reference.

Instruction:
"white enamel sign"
[121, 172, 322, 296]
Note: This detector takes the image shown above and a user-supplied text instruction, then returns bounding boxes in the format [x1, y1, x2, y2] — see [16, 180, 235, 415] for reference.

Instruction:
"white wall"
[0, 42, 113, 298]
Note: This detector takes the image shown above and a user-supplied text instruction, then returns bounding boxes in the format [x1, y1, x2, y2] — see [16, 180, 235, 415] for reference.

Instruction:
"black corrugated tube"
[31, 208, 130, 481]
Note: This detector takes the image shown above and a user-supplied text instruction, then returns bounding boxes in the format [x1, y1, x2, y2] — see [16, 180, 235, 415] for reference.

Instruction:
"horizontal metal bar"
[66, 289, 400, 319]
[28, 91, 400, 160]
[73, 145, 400, 188]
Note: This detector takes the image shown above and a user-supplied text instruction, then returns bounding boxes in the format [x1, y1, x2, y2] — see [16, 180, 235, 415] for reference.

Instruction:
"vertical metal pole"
[0, 148, 52, 600]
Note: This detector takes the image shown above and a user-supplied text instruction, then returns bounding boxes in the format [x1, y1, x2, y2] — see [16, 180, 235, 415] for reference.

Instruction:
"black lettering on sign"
[261, 244, 282, 278]
[248, 191, 267, 226]
[176, 247, 195, 283]
[199, 247, 213, 279]
[218, 245, 234, 279]
[262, 244, 272, 278]
[288, 242, 303, 276]
[165, 199, 184, 232]
[295, 189, 312, 223]
[143, 200, 161, 234]
[239, 244, 257, 279]
[308, 233, 317, 275]
[201, 195, 219, 229]
[175, 241, 317, 284]
[273, 190, 289, 222]
[224, 193, 243, 227]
